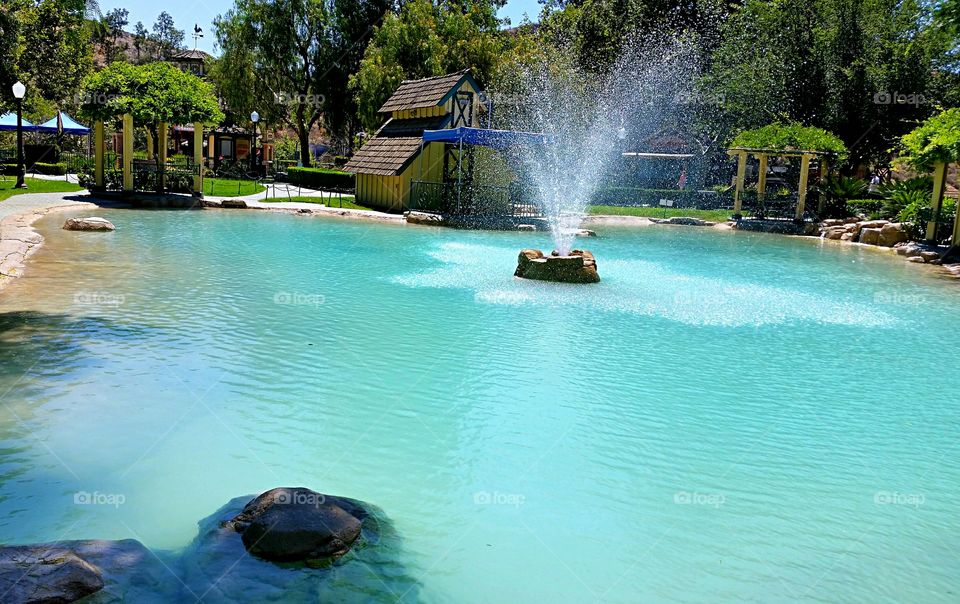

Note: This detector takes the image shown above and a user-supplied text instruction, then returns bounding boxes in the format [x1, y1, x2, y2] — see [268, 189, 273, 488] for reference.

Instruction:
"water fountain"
[500, 40, 700, 283]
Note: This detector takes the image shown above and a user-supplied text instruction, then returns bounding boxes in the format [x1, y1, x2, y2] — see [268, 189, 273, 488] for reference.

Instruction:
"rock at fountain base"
[515, 249, 600, 284]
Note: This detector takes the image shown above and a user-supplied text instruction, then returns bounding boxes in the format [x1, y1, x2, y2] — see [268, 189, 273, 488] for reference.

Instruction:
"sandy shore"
[0, 192, 99, 292]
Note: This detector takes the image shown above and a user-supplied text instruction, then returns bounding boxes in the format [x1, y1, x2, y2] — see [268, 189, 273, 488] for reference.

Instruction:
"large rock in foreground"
[0, 544, 104, 604]
[63, 217, 115, 232]
[223, 487, 366, 563]
[515, 249, 600, 284]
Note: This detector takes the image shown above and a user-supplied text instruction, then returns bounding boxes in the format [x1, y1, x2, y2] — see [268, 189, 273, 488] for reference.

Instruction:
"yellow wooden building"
[344, 70, 482, 211]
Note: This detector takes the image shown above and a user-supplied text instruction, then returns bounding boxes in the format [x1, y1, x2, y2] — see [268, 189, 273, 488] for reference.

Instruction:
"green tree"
[133, 21, 150, 63]
[102, 8, 129, 64]
[79, 61, 224, 152]
[0, 0, 92, 115]
[151, 11, 184, 60]
[350, 0, 505, 132]
[705, 0, 956, 171]
[214, 0, 390, 164]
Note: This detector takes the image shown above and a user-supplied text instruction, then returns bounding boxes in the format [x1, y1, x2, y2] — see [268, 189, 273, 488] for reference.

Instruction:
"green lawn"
[0, 177, 84, 202]
[588, 205, 733, 222]
[203, 178, 265, 197]
[274, 195, 374, 211]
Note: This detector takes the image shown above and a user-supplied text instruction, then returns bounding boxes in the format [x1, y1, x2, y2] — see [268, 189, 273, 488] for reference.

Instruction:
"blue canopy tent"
[35, 112, 90, 136]
[0, 112, 37, 132]
[422, 126, 550, 150]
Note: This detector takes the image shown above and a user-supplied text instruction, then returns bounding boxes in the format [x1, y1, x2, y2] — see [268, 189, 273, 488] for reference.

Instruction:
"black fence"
[410, 181, 541, 218]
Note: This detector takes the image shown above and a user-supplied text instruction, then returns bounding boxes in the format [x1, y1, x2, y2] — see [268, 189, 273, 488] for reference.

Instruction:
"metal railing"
[409, 181, 542, 218]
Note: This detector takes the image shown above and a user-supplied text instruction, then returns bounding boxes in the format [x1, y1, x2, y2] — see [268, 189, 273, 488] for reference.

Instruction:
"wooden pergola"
[726, 147, 836, 220]
[91, 115, 206, 195]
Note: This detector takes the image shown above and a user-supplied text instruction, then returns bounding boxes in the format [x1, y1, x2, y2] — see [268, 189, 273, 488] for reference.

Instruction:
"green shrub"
[878, 176, 932, 220]
[287, 167, 354, 190]
[1, 162, 67, 175]
[896, 197, 956, 241]
[846, 199, 884, 216]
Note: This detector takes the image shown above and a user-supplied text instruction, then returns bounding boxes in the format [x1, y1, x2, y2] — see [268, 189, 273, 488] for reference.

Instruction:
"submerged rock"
[0, 539, 174, 604]
[0, 544, 104, 604]
[515, 248, 600, 284]
[224, 487, 366, 563]
[220, 199, 248, 209]
[62, 217, 115, 232]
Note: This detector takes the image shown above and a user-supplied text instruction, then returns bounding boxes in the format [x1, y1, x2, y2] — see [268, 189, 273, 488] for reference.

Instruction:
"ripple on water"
[395, 241, 895, 327]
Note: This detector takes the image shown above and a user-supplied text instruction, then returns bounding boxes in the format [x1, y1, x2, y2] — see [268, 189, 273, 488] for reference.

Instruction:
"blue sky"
[99, 0, 544, 55]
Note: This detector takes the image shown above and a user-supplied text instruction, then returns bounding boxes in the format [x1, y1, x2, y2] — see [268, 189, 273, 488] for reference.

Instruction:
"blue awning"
[35, 112, 90, 135]
[422, 127, 550, 150]
[0, 112, 37, 132]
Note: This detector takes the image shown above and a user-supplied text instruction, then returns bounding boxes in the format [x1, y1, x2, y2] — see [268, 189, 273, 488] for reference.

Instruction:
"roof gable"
[377, 70, 479, 114]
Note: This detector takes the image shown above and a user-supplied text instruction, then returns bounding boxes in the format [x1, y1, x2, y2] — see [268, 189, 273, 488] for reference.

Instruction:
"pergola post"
[733, 150, 747, 216]
[158, 121, 168, 191]
[757, 153, 768, 200]
[145, 129, 154, 158]
[122, 114, 133, 192]
[94, 121, 104, 189]
[193, 123, 204, 196]
[795, 153, 812, 221]
[952, 192, 960, 249]
[818, 157, 830, 213]
[926, 161, 948, 242]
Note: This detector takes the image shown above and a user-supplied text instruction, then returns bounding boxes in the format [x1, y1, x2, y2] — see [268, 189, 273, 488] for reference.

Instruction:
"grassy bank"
[0, 177, 84, 202]
[276, 195, 374, 211]
[203, 178, 265, 197]
[588, 205, 733, 222]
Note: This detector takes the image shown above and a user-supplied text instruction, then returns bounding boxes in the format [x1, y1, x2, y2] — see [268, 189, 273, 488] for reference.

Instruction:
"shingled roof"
[377, 70, 475, 113]
[343, 115, 451, 176]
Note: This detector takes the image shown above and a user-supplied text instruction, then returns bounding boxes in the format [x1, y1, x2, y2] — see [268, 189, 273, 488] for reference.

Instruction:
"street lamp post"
[12, 81, 26, 189]
[250, 111, 259, 175]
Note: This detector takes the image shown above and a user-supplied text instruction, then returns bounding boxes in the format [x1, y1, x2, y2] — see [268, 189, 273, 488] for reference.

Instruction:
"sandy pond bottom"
[0, 208, 957, 602]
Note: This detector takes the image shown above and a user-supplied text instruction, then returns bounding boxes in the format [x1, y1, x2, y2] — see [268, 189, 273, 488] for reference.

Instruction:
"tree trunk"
[298, 126, 311, 167]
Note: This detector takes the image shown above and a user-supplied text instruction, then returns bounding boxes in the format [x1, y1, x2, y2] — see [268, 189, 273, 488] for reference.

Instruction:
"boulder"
[822, 227, 846, 240]
[821, 219, 845, 227]
[224, 487, 365, 562]
[220, 199, 248, 209]
[878, 223, 909, 247]
[0, 545, 104, 604]
[62, 217, 115, 232]
[859, 219, 889, 230]
[859, 228, 882, 245]
[404, 211, 444, 226]
[841, 232, 856, 241]
[514, 249, 600, 284]
[657, 216, 714, 226]
[920, 251, 940, 262]
[517, 224, 537, 232]
[906, 255, 926, 263]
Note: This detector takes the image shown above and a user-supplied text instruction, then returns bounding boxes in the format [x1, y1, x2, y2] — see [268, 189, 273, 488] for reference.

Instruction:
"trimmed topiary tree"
[79, 61, 224, 149]
[730, 122, 848, 158]
[899, 108, 960, 171]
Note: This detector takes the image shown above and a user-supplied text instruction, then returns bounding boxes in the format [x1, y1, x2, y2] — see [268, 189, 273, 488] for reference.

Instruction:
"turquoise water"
[0, 208, 958, 602]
